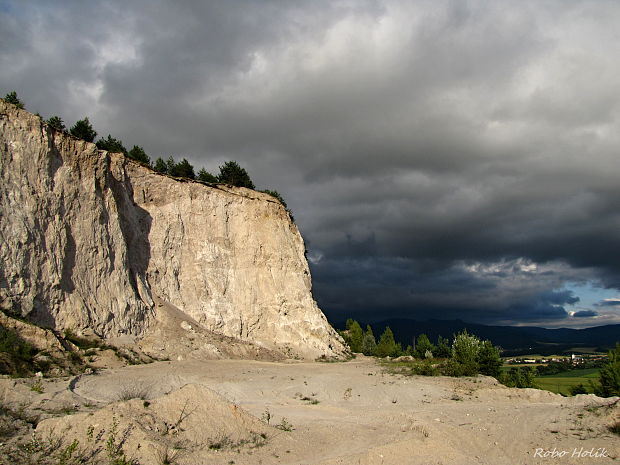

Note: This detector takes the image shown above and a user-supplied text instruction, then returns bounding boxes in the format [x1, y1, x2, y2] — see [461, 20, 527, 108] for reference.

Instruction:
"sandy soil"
[1, 356, 618, 464]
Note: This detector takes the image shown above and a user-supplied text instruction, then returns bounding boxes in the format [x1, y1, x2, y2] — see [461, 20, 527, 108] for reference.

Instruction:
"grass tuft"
[116, 383, 152, 401]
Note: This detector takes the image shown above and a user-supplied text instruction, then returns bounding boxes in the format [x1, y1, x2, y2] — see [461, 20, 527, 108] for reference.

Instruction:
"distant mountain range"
[333, 318, 620, 356]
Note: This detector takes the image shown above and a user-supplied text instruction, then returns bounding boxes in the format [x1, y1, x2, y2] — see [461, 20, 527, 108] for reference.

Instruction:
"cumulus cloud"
[2, 0, 620, 326]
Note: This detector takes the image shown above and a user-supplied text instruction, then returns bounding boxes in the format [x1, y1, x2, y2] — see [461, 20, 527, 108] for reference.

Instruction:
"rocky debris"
[136, 296, 284, 361]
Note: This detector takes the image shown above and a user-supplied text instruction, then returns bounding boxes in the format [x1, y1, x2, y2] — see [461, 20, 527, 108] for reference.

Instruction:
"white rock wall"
[0, 103, 152, 335]
[0, 101, 347, 359]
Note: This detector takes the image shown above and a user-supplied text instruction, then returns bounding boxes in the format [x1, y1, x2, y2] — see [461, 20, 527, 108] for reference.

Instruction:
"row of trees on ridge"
[2, 92, 287, 209]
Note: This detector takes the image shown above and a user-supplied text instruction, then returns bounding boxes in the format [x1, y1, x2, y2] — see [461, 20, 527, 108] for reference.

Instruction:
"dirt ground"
[1, 355, 618, 464]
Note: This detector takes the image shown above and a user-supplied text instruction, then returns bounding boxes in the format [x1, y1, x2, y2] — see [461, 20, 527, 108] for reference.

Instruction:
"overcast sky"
[2, 0, 620, 328]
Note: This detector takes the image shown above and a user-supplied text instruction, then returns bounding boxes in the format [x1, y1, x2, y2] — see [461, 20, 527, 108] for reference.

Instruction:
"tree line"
[340, 318, 620, 396]
[340, 319, 503, 377]
[2, 91, 289, 212]
[341, 319, 449, 359]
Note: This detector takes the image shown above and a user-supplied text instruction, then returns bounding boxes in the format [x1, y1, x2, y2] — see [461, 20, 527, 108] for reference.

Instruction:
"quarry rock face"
[0, 101, 347, 359]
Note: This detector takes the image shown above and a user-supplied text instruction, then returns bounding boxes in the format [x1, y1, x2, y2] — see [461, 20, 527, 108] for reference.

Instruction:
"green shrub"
[218, 161, 254, 188]
[435, 336, 452, 358]
[594, 342, 620, 397]
[449, 330, 481, 376]
[500, 366, 536, 388]
[376, 327, 400, 358]
[0, 325, 34, 361]
[477, 340, 502, 377]
[170, 158, 195, 179]
[127, 145, 150, 165]
[341, 319, 363, 353]
[30, 379, 44, 393]
[46, 116, 65, 131]
[261, 189, 287, 208]
[69, 117, 97, 142]
[153, 157, 167, 173]
[411, 359, 441, 376]
[361, 325, 377, 356]
[96, 135, 127, 154]
[152, 155, 196, 179]
[275, 417, 293, 431]
[0, 324, 35, 376]
[197, 168, 217, 183]
[105, 416, 138, 464]
[569, 383, 588, 396]
[3, 91, 24, 109]
[414, 334, 435, 359]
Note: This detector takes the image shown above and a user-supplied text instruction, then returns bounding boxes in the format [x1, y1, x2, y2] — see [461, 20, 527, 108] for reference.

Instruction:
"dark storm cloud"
[310, 256, 584, 324]
[596, 299, 620, 308]
[573, 310, 598, 318]
[2, 0, 620, 326]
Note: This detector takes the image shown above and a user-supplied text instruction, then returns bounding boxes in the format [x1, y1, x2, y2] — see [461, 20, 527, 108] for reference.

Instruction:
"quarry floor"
[2, 356, 619, 465]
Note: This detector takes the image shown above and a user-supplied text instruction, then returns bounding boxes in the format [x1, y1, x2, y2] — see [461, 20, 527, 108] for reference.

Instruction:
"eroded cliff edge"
[0, 101, 348, 359]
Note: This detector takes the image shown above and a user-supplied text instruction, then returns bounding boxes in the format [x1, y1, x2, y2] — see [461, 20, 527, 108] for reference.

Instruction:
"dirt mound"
[35, 383, 270, 464]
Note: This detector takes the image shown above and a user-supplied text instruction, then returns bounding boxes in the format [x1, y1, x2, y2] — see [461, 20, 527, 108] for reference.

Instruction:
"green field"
[541, 368, 600, 378]
[534, 368, 599, 396]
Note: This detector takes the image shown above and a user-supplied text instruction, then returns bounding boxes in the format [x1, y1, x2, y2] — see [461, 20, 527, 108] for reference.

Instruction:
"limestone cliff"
[0, 101, 347, 359]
